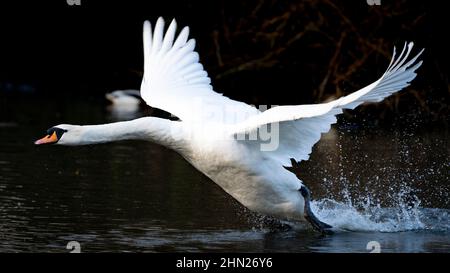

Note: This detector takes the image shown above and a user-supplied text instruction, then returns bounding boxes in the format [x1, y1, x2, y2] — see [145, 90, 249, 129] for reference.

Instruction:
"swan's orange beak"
[35, 131, 58, 145]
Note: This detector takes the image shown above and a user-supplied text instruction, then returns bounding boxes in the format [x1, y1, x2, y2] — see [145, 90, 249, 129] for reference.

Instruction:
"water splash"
[310, 162, 450, 233]
[311, 193, 449, 232]
[304, 128, 450, 233]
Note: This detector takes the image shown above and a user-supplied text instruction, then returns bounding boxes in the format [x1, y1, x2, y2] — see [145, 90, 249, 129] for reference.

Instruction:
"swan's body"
[52, 117, 306, 220]
[36, 18, 423, 233]
[105, 89, 141, 107]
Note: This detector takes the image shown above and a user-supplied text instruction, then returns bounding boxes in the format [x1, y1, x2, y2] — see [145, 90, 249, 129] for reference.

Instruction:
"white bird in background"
[105, 89, 143, 121]
[105, 89, 141, 107]
[35, 17, 423, 233]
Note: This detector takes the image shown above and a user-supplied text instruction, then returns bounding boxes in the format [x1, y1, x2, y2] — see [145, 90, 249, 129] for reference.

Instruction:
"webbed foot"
[299, 185, 334, 235]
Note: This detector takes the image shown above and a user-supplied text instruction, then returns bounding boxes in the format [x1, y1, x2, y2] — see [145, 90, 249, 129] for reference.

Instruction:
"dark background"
[0, 0, 448, 127]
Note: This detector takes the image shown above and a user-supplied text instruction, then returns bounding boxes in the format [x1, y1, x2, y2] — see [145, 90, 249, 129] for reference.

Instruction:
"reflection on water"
[106, 105, 142, 121]
[0, 98, 449, 252]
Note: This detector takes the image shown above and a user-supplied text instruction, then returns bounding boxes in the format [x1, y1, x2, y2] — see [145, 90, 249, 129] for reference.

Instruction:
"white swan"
[35, 18, 423, 233]
[105, 89, 141, 107]
[105, 89, 142, 121]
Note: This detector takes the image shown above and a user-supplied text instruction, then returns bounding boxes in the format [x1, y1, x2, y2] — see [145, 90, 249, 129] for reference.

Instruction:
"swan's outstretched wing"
[231, 42, 423, 166]
[140, 17, 259, 122]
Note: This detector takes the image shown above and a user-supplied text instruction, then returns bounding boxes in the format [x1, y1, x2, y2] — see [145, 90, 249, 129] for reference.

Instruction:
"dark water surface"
[0, 98, 449, 252]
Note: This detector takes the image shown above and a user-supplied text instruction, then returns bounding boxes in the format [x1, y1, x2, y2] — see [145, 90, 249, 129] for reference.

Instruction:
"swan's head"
[34, 125, 82, 145]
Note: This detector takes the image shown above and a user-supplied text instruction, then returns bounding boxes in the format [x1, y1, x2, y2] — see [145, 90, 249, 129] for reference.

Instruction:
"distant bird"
[105, 89, 142, 107]
[35, 18, 423, 234]
[105, 89, 143, 121]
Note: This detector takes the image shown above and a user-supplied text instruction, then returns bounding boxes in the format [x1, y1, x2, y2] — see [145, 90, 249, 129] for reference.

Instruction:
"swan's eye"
[35, 127, 67, 145]
[54, 128, 67, 138]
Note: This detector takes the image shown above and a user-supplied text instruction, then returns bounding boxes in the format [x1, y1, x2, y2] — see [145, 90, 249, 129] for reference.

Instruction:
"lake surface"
[0, 97, 449, 252]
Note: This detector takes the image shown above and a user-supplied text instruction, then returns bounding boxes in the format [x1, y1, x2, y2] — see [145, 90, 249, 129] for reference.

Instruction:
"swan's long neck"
[68, 117, 185, 151]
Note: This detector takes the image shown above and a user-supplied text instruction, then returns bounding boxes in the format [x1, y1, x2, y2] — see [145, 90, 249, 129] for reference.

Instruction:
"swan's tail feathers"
[335, 42, 424, 110]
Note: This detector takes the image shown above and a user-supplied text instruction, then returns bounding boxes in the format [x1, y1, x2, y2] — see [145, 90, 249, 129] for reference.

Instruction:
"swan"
[105, 89, 142, 107]
[35, 18, 423, 234]
[105, 89, 142, 120]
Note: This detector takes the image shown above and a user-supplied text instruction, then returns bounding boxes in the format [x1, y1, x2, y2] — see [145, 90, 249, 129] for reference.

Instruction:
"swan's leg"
[299, 185, 334, 235]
